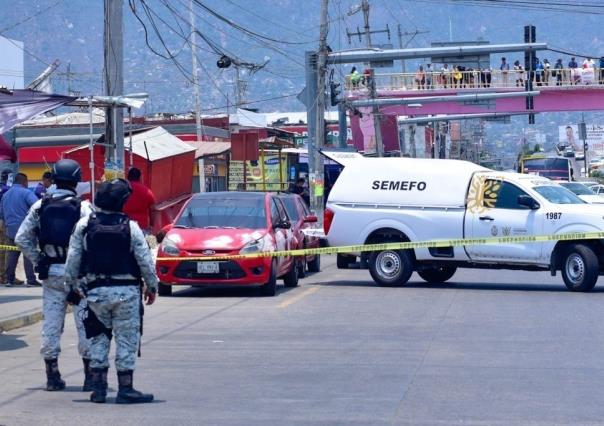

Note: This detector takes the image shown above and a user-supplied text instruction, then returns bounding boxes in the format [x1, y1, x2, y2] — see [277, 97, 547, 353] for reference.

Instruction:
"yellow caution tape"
[4, 232, 603, 262]
[155, 231, 604, 262]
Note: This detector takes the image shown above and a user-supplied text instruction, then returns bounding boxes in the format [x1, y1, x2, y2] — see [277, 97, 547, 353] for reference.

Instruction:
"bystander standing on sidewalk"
[0, 173, 40, 287]
[0, 169, 12, 284]
[34, 172, 53, 199]
[123, 167, 157, 234]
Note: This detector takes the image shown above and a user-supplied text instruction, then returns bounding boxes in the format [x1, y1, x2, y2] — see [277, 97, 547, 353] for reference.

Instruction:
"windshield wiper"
[203, 225, 219, 229]
[173, 224, 190, 229]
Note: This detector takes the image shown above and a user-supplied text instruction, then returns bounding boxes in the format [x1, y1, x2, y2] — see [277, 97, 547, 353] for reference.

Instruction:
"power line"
[0, 0, 63, 35]
[192, 0, 315, 46]
[222, 0, 319, 42]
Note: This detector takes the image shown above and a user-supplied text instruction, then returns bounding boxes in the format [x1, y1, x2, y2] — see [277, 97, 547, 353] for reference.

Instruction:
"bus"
[518, 155, 573, 181]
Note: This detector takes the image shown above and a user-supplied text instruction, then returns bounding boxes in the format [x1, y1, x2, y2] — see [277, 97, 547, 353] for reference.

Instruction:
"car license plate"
[197, 262, 220, 274]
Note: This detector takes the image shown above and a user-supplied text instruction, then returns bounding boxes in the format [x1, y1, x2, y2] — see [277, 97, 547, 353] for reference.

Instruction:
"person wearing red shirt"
[123, 167, 156, 232]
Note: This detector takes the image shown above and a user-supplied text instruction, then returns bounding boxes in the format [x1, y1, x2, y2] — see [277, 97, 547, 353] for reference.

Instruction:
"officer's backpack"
[38, 194, 81, 263]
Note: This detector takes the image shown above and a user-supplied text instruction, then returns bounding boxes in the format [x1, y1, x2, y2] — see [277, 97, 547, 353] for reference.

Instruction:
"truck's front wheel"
[561, 244, 599, 292]
[369, 249, 414, 287]
[418, 266, 457, 283]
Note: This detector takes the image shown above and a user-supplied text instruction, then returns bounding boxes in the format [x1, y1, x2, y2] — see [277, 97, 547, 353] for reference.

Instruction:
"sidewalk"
[0, 257, 43, 333]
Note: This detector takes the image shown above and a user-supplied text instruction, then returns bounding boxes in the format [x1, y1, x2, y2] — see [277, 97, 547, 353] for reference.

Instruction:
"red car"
[277, 193, 321, 277]
[156, 191, 299, 297]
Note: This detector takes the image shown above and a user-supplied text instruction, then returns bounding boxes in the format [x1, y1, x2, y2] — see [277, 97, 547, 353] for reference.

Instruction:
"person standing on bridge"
[569, 57, 579, 85]
[514, 61, 524, 87]
[440, 64, 451, 88]
[554, 59, 564, 85]
[425, 64, 433, 89]
[543, 59, 551, 86]
[500, 57, 510, 87]
[414, 66, 425, 90]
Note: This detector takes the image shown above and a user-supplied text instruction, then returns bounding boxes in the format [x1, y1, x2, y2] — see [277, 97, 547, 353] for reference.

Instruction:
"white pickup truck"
[323, 152, 604, 292]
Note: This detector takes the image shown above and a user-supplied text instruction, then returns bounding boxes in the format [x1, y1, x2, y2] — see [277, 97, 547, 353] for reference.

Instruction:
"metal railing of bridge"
[346, 68, 604, 92]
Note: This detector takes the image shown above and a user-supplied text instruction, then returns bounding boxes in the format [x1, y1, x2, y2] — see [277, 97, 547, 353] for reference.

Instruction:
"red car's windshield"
[176, 197, 267, 229]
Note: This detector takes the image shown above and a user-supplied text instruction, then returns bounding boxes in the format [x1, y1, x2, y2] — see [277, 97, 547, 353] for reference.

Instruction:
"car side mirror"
[518, 195, 540, 210]
[303, 214, 318, 223]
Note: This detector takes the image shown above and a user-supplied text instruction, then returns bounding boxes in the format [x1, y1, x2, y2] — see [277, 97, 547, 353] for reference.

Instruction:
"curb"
[0, 308, 43, 333]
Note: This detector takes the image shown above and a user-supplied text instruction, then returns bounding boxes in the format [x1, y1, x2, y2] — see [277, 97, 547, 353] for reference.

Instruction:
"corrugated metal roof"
[65, 126, 196, 162]
[185, 141, 231, 159]
[128, 126, 195, 161]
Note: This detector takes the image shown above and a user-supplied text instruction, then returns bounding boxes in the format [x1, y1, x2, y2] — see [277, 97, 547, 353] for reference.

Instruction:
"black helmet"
[94, 178, 132, 212]
[52, 159, 82, 183]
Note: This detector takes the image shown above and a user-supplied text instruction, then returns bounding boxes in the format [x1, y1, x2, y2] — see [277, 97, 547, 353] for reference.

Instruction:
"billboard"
[228, 154, 287, 191]
[558, 124, 604, 156]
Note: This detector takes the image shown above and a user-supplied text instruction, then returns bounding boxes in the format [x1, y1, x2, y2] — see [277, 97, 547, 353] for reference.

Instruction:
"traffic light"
[330, 81, 341, 106]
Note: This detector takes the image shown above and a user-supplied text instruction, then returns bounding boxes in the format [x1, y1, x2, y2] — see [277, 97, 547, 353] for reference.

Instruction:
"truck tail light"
[324, 208, 335, 235]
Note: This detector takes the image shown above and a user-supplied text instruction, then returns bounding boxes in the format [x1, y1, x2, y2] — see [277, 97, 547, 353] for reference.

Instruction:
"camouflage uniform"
[15, 189, 94, 360]
[64, 215, 158, 371]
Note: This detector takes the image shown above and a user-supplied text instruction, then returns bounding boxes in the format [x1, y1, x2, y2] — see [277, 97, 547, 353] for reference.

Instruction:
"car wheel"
[307, 254, 321, 273]
[298, 256, 307, 278]
[260, 259, 278, 296]
[368, 249, 414, 287]
[158, 282, 172, 297]
[561, 244, 599, 292]
[283, 259, 299, 288]
[337, 254, 355, 269]
[417, 266, 457, 283]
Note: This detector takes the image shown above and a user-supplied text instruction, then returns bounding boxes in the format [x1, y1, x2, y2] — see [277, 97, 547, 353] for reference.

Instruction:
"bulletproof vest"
[38, 193, 82, 264]
[83, 212, 141, 278]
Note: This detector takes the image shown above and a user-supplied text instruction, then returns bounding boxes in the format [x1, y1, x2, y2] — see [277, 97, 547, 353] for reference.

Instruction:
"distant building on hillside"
[0, 36, 24, 89]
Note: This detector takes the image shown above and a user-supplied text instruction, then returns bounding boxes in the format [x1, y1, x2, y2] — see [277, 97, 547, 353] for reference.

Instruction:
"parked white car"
[323, 151, 604, 292]
[557, 182, 604, 204]
[589, 184, 604, 195]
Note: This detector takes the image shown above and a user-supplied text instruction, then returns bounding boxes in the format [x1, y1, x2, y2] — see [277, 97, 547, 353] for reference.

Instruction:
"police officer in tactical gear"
[15, 159, 93, 391]
[64, 178, 158, 404]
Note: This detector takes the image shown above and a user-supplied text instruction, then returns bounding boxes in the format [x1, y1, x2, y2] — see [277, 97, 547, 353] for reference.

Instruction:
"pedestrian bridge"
[346, 68, 604, 116]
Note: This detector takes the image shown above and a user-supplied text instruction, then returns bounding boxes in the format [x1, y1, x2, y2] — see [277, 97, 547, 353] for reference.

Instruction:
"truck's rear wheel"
[561, 244, 599, 292]
[369, 249, 414, 287]
[418, 266, 457, 283]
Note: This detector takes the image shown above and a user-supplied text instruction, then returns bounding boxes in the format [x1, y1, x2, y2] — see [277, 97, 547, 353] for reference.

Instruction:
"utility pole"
[104, 0, 124, 170]
[234, 66, 248, 109]
[358, 0, 383, 156]
[397, 25, 406, 74]
[190, 0, 205, 192]
[362, 0, 371, 48]
[313, 0, 329, 218]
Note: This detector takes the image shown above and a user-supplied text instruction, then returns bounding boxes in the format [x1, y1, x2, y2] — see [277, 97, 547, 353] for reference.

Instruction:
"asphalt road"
[2, 255, 604, 425]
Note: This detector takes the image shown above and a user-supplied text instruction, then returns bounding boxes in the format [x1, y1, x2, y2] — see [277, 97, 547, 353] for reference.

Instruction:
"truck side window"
[483, 180, 530, 210]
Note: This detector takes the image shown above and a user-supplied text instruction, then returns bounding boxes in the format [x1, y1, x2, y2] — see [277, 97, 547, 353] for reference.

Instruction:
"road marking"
[278, 286, 320, 309]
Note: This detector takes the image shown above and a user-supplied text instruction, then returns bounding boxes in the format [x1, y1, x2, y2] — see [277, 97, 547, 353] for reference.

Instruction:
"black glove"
[66, 289, 82, 305]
